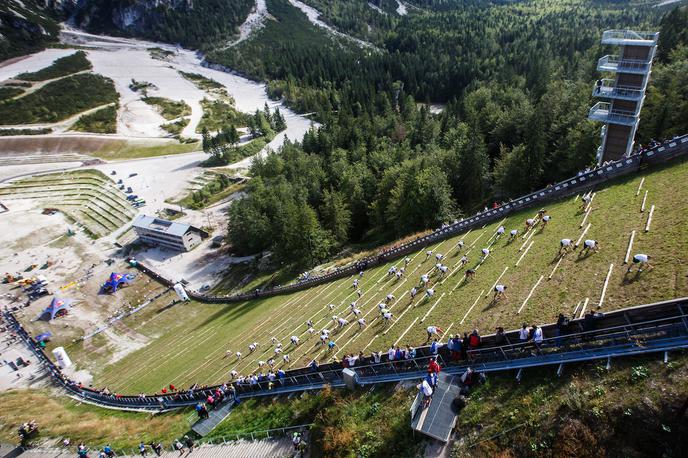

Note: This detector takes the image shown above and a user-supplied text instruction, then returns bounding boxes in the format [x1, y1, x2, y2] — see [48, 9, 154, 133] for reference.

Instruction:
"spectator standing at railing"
[103, 445, 114, 457]
[173, 439, 185, 456]
[519, 323, 530, 346]
[428, 357, 441, 377]
[138, 442, 147, 457]
[532, 325, 544, 355]
[150, 442, 162, 456]
[430, 338, 439, 355]
[495, 327, 506, 346]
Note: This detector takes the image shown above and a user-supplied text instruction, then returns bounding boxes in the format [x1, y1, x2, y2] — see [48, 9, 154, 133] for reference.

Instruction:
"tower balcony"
[601, 30, 659, 46]
[588, 102, 638, 127]
[597, 55, 651, 74]
[592, 79, 644, 101]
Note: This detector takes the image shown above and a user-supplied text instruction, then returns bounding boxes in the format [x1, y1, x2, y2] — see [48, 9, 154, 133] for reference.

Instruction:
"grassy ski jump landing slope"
[59, 159, 688, 393]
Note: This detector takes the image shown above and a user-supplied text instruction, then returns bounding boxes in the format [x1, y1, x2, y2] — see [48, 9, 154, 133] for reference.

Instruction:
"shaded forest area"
[221, 1, 688, 268]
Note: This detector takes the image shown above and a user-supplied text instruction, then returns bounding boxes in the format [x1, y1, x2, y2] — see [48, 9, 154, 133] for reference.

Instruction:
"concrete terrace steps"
[15, 439, 295, 458]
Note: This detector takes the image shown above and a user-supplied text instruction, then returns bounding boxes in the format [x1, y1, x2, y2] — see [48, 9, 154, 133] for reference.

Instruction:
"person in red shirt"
[427, 357, 441, 375]
[169, 384, 176, 391]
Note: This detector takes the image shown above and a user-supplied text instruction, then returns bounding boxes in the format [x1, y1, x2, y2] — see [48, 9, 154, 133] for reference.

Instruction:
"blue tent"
[103, 272, 132, 293]
[40, 298, 73, 320]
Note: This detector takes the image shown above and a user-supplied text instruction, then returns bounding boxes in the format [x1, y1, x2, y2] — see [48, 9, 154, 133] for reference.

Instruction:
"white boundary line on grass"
[517, 275, 544, 314]
[460, 290, 485, 325]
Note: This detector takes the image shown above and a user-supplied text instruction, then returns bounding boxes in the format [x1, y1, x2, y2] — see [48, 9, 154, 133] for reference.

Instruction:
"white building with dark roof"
[132, 215, 205, 252]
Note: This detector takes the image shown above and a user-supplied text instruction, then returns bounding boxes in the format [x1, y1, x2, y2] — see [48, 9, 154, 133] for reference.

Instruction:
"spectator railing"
[4, 296, 688, 412]
[130, 134, 688, 304]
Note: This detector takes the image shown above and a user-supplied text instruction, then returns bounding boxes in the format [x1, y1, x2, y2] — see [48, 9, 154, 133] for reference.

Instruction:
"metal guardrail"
[5, 296, 688, 412]
[588, 101, 638, 126]
[592, 80, 644, 101]
[597, 55, 651, 74]
[200, 423, 314, 444]
[601, 30, 659, 44]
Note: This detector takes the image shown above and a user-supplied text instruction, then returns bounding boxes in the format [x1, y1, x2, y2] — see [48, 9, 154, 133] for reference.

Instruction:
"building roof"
[133, 214, 195, 237]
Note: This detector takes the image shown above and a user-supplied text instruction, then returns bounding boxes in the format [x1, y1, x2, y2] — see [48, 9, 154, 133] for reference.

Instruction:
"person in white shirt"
[581, 193, 591, 211]
[248, 343, 256, 353]
[337, 317, 349, 328]
[353, 279, 359, 289]
[509, 229, 518, 241]
[235, 351, 242, 360]
[425, 250, 433, 261]
[258, 360, 265, 368]
[426, 325, 443, 341]
[372, 351, 381, 363]
[580, 239, 600, 255]
[357, 318, 366, 329]
[319, 334, 328, 345]
[350, 301, 357, 310]
[420, 274, 430, 287]
[352, 308, 362, 316]
[410, 287, 418, 300]
[385, 293, 395, 303]
[283, 354, 290, 363]
[307, 327, 316, 335]
[329, 303, 336, 311]
[382, 311, 393, 324]
[456, 240, 465, 251]
[518, 323, 530, 345]
[425, 288, 435, 299]
[419, 379, 433, 407]
[274, 347, 282, 355]
[481, 248, 490, 260]
[271, 336, 278, 345]
[525, 218, 535, 230]
[435, 253, 443, 261]
[230, 370, 238, 379]
[627, 253, 653, 273]
[494, 284, 508, 301]
[438, 264, 449, 276]
[559, 238, 573, 254]
[290, 336, 299, 345]
[459, 255, 468, 267]
[224, 350, 233, 358]
[496, 226, 505, 237]
[532, 325, 544, 354]
[378, 302, 386, 311]
[404, 257, 411, 266]
[395, 270, 403, 280]
[387, 346, 396, 361]
[332, 315, 339, 323]
[541, 214, 551, 227]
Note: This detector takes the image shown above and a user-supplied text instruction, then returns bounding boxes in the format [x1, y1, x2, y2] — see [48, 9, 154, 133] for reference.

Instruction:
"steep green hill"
[40, 157, 688, 394]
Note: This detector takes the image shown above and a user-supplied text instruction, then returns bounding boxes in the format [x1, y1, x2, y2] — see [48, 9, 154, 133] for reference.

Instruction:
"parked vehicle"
[111, 171, 116, 175]
[128, 173, 138, 178]
[126, 187, 133, 193]
[126, 195, 138, 201]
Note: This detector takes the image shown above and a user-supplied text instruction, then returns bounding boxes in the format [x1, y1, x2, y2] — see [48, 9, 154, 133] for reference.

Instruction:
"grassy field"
[178, 71, 231, 100]
[143, 97, 192, 121]
[16, 51, 92, 82]
[0, 390, 189, 450]
[196, 99, 251, 133]
[161, 118, 190, 136]
[90, 141, 200, 161]
[71, 105, 118, 134]
[61, 159, 688, 393]
[0, 73, 118, 125]
[175, 172, 245, 209]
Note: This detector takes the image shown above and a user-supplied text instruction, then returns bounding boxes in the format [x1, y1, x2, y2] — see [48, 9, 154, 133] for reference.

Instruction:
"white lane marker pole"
[578, 297, 590, 319]
[598, 263, 614, 309]
[548, 256, 564, 280]
[515, 241, 534, 267]
[640, 190, 648, 212]
[645, 205, 655, 232]
[579, 208, 591, 228]
[394, 317, 419, 346]
[460, 290, 485, 325]
[636, 177, 645, 196]
[517, 275, 544, 314]
[421, 293, 446, 322]
[623, 231, 635, 264]
[575, 223, 591, 248]
[572, 300, 582, 316]
[485, 267, 509, 297]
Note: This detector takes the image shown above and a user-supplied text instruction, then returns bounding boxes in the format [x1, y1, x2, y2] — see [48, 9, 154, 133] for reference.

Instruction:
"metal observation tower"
[589, 30, 659, 163]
